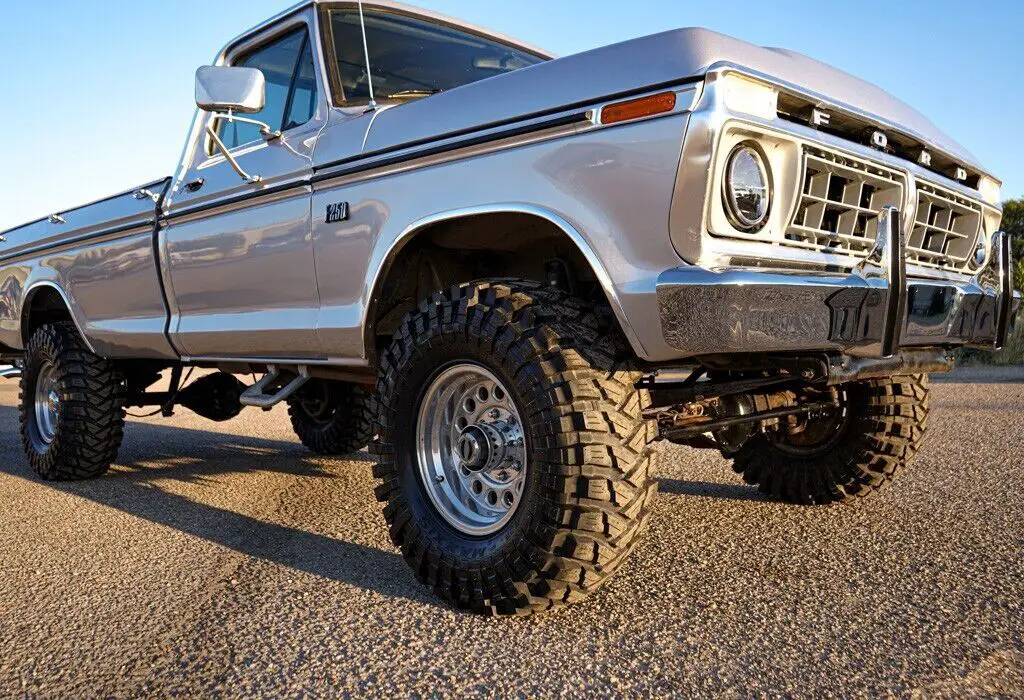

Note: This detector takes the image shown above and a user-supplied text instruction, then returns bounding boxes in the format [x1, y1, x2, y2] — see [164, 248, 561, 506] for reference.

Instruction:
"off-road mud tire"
[372, 281, 658, 615]
[287, 381, 374, 455]
[20, 322, 125, 480]
[730, 375, 930, 505]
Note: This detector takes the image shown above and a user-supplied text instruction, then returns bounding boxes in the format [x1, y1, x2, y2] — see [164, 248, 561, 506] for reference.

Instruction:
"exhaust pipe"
[827, 349, 953, 385]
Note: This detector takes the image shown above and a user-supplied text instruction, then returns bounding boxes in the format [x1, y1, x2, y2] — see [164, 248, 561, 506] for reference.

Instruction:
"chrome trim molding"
[313, 83, 697, 181]
[180, 355, 371, 368]
[19, 282, 98, 354]
[314, 85, 697, 195]
[312, 111, 592, 182]
[0, 222, 157, 265]
[163, 180, 312, 223]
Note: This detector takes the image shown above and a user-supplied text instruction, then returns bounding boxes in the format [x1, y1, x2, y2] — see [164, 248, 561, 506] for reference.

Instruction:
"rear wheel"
[19, 323, 125, 481]
[372, 281, 658, 615]
[287, 380, 373, 455]
[730, 375, 930, 504]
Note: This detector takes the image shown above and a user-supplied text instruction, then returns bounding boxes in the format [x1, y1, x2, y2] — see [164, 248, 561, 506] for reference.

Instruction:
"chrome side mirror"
[194, 66, 280, 184]
[195, 66, 265, 113]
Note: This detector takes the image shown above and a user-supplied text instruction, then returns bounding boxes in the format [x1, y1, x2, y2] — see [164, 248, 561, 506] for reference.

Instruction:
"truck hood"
[352, 28, 987, 178]
[692, 31, 985, 174]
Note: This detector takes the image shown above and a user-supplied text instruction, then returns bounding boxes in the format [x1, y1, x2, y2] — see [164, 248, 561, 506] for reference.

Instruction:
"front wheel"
[372, 281, 658, 616]
[730, 375, 930, 505]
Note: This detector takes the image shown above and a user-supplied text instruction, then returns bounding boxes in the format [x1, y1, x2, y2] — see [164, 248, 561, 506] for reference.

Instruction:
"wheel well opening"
[368, 212, 615, 353]
[22, 287, 74, 346]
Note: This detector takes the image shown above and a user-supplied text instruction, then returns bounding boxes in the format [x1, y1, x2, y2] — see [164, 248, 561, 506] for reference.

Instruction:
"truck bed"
[0, 177, 170, 255]
[0, 177, 176, 359]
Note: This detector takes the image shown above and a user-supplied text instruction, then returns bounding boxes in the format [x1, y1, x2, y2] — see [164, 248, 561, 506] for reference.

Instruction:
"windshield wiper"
[382, 89, 443, 100]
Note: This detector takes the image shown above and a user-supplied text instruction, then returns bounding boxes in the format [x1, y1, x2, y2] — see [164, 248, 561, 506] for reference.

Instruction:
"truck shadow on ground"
[657, 477, 771, 502]
[0, 406, 443, 610]
[0, 404, 769, 611]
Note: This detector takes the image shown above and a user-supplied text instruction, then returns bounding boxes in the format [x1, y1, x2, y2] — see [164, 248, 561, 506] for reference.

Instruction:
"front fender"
[363, 203, 644, 357]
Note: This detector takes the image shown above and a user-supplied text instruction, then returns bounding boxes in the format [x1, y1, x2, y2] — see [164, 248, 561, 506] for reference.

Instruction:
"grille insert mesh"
[908, 182, 982, 271]
[786, 149, 905, 255]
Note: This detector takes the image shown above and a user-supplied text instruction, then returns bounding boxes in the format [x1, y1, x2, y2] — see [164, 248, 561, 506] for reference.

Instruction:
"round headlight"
[723, 143, 772, 231]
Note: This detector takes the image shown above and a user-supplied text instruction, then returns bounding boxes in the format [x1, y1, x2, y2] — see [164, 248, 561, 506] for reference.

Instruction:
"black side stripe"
[0, 219, 158, 264]
[312, 75, 699, 176]
[161, 179, 311, 223]
[311, 111, 590, 184]
[162, 110, 590, 222]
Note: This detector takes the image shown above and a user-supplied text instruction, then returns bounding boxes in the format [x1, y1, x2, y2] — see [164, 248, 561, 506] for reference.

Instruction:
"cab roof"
[217, 0, 554, 64]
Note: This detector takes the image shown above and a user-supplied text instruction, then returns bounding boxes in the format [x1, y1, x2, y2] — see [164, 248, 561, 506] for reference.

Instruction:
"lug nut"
[489, 408, 501, 420]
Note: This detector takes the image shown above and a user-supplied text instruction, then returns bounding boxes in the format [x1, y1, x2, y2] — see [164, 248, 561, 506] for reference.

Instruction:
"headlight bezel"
[722, 141, 773, 233]
[974, 237, 988, 269]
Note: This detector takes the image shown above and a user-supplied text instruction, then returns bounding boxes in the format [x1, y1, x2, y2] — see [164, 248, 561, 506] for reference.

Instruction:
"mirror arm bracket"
[205, 120, 263, 184]
[221, 113, 282, 141]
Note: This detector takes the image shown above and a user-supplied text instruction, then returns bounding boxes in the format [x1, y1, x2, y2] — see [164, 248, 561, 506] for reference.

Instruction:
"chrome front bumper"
[657, 208, 1020, 359]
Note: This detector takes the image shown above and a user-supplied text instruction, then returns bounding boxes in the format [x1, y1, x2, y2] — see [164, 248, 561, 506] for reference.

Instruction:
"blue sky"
[1, 0, 1021, 230]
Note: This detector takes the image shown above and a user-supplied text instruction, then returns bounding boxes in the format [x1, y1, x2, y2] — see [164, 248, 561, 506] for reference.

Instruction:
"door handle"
[185, 178, 205, 193]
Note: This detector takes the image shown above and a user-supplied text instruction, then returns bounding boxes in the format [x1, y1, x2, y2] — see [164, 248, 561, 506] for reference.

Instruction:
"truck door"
[162, 17, 326, 360]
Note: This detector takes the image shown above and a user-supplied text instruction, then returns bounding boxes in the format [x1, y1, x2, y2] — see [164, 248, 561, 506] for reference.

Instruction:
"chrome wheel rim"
[416, 363, 527, 536]
[33, 361, 60, 446]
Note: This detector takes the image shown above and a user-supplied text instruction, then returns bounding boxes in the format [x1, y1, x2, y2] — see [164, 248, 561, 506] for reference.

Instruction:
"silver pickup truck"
[1, 0, 1019, 615]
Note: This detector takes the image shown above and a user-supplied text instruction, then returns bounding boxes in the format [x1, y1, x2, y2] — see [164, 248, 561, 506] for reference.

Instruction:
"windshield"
[324, 8, 546, 104]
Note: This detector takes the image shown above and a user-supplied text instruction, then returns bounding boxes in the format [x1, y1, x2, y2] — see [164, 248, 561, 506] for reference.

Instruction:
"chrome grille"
[786, 148, 906, 255]
[908, 181, 982, 272]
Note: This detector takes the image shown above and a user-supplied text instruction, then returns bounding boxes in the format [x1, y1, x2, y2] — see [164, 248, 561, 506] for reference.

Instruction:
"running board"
[240, 365, 310, 409]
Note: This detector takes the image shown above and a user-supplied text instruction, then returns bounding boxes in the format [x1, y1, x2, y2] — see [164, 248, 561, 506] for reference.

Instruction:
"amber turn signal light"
[600, 92, 677, 125]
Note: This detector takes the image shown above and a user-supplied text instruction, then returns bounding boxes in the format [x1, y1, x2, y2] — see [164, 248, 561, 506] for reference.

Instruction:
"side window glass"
[284, 37, 318, 130]
[215, 28, 318, 152]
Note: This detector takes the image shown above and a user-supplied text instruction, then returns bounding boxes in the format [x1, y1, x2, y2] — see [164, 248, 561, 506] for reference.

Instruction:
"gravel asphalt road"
[1, 367, 1022, 698]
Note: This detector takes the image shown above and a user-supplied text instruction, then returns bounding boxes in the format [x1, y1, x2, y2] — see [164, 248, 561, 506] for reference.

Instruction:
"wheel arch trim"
[20, 281, 97, 354]
[362, 203, 644, 357]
